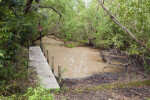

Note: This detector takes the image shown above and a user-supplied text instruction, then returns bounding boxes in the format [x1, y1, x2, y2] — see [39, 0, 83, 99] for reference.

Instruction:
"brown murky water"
[36, 35, 124, 79]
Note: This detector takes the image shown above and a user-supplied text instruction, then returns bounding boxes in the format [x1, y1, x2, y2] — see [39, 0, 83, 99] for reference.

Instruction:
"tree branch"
[97, 0, 150, 52]
[24, 1, 62, 24]
[27, 4, 62, 25]
[24, 0, 34, 14]
[39, 5, 62, 24]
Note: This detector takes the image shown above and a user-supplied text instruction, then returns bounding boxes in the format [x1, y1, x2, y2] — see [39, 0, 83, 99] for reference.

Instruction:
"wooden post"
[52, 56, 54, 73]
[58, 66, 62, 84]
[27, 43, 29, 69]
[43, 46, 45, 56]
[41, 43, 43, 52]
[46, 50, 49, 64]
[39, 19, 42, 50]
[40, 31, 42, 49]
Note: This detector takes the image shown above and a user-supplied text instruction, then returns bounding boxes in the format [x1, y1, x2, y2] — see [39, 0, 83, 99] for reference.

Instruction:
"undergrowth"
[0, 47, 55, 100]
[66, 43, 74, 48]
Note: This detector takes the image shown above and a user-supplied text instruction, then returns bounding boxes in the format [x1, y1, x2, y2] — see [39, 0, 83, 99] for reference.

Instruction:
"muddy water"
[36, 35, 124, 79]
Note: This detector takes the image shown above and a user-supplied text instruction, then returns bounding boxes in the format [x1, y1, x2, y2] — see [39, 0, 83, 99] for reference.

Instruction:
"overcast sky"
[84, 0, 90, 7]
[84, 0, 90, 4]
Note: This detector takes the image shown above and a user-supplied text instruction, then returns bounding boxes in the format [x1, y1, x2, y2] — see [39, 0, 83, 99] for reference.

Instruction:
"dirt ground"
[54, 67, 150, 100]
[55, 86, 150, 100]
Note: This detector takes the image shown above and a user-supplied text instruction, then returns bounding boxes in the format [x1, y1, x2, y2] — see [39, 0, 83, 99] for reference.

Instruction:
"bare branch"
[27, 4, 62, 25]
[24, 2, 62, 23]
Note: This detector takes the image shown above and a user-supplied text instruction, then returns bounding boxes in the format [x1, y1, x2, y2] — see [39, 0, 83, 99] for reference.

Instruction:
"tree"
[97, 0, 150, 52]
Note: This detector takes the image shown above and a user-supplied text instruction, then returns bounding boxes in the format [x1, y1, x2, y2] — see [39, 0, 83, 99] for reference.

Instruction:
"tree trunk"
[24, 0, 33, 14]
[97, 0, 150, 52]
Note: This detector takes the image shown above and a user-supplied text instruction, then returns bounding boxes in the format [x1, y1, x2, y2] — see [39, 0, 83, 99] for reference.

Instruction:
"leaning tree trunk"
[97, 0, 150, 52]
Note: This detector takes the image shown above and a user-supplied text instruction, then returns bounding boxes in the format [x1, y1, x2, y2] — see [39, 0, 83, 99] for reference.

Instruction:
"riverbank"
[35, 35, 150, 100]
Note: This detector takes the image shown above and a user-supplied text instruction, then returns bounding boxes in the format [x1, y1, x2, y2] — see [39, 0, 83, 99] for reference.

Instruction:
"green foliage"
[0, 86, 55, 100]
[51, 0, 150, 55]
[0, 0, 150, 99]
[0, 47, 29, 96]
[0, 50, 4, 68]
[0, 0, 39, 55]
[66, 44, 74, 48]
[144, 98, 150, 100]
[0, 1, 56, 99]
[0, 0, 39, 85]
[53, 88, 61, 94]
[144, 57, 150, 72]
[24, 86, 54, 100]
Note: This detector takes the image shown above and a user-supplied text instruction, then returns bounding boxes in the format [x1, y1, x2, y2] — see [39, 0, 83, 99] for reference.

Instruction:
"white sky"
[84, 0, 90, 7]
[84, 0, 90, 4]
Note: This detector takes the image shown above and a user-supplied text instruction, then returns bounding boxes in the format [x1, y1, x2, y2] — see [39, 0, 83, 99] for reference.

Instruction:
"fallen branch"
[97, 0, 150, 52]
[129, 89, 142, 96]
